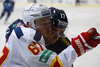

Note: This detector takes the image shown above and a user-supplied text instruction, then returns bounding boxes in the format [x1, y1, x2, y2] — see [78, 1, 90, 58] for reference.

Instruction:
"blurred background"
[0, 0, 100, 67]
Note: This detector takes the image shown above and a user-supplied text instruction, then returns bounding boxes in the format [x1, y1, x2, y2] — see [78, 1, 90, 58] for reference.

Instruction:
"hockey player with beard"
[1, 3, 100, 67]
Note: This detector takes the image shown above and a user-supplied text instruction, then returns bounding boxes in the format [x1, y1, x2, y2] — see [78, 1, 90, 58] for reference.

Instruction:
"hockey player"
[46, 7, 71, 54]
[75, 0, 80, 6]
[5, 6, 71, 59]
[5, 7, 71, 52]
[0, 0, 14, 23]
[5, 7, 73, 66]
[5, 7, 72, 63]
[46, 7, 73, 67]
[1, 3, 100, 67]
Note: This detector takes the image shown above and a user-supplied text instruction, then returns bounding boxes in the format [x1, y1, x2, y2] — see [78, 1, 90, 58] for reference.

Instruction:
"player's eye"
[52, 28, 57, 32]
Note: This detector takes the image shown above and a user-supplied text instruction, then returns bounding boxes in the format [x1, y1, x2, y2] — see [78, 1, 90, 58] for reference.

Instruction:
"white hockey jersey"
[0, 26, 78, 67]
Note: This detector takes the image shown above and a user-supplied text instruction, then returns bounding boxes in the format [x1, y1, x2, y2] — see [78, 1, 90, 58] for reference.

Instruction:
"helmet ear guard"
[50, 7, 68, 29]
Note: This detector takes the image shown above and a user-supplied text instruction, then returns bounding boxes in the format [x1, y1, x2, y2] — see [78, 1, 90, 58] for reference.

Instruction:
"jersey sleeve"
[58, 45, 78, 67]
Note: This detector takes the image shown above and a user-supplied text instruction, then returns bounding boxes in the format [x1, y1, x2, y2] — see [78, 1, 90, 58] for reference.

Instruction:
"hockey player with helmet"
[5, 7, 71, 53]
[46, 7, 71, 54]
[5, 7, 71, 55]
[5, 7, 73, 67]
[0, 0, 14, 23]
[46, 7, 73, 67]
[1, 3, 100, 67]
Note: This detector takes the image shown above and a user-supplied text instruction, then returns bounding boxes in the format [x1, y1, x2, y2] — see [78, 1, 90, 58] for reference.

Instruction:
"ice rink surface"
[0, 3, 100, 67]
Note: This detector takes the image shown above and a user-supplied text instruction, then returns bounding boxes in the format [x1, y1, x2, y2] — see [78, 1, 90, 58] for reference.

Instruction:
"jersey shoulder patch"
[14, 27, 24, 39]
[61, 37, 71, 46]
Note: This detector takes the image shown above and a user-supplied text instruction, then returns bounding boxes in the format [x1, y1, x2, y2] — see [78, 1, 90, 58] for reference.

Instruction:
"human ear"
[27, 22, 31, 28]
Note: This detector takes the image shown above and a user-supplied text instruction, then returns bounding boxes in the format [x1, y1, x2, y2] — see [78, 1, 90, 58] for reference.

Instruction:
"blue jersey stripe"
[33, 31, 42, 42]
[14, 27, 23, 39]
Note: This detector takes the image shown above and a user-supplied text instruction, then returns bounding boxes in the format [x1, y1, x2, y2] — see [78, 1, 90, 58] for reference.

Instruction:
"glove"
[71, 28, 100, 57]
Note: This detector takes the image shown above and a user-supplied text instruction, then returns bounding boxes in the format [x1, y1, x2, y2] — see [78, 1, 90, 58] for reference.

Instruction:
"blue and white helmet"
[22, 3, 50, 29]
